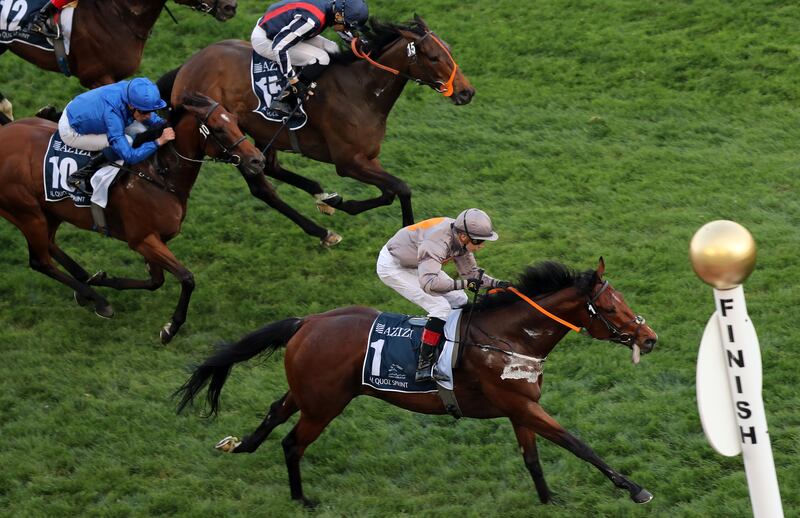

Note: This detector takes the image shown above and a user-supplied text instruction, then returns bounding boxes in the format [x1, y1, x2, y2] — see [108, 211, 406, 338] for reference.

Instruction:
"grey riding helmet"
[453, 208, 498, 241]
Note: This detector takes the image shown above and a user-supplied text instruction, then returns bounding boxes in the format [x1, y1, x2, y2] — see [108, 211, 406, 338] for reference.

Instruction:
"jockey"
[58, 78, 175, 194]
[27, 0, 71, 38]
[251, 0, 369, 113]
[376, 209, 510, 382]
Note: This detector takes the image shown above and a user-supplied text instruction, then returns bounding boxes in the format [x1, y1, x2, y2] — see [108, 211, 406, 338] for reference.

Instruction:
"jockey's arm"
[144, 111, 166, 127]
[418, 242, 464, 294]
[104, 110, 159, 165]
[454, 254, 499, 288]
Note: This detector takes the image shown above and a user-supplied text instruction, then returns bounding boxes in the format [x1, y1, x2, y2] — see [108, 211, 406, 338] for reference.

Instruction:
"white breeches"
[251, 25, 337, 67]
[58, 105, 146, 152]
[376, 246, 468, 320]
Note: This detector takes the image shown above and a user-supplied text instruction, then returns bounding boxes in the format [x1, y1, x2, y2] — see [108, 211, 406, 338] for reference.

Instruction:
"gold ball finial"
[690, 220, 756, 289]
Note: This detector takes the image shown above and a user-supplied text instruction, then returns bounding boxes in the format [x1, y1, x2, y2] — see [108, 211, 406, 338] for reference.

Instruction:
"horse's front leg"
[132, 234, 194, 344]
[241, 171, 341, 247]
[259, 150, 342, 215]
[333, 157, 414, 226]
[522, 401, 653, 504]
[512, 424, 551, 503]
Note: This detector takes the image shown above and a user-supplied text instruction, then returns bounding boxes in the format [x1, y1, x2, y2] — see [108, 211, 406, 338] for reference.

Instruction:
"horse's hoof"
[74, 291, 91, 307]
[321, 231, 342, 247]
[301, 497, 319, 509]
[632, 488, 653, 504]
[86, 271, 107, 285]
[94, 304, 114, 319]
[160, 323, 173, 345]
[215, 436, 241, 453]
[315, 192, 341, 215]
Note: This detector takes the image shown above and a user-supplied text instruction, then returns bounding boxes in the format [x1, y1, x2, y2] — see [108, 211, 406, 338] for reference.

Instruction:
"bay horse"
[176, 258, 659, 507]
[157, 16, 475, 246]
[0, 93, 265, 343]
[0, 0, 237, 89]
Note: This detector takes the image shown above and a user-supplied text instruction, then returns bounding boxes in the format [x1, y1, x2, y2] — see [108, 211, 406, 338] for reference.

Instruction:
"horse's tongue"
[632, 344, 641, 365]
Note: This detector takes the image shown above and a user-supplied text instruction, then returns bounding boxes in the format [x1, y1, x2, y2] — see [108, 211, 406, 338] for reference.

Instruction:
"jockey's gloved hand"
[493, 280, 511, 289]
[466, 278, 482, 293]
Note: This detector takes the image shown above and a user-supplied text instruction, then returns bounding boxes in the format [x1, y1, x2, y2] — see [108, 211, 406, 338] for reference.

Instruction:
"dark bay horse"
[0, 93, 264, 343]
[0, 0, 236, 89]
[176, 258, 659, 507]
[158, 16, 475, 246]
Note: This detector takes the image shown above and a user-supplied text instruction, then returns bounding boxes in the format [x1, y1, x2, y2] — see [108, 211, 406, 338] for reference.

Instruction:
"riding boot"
[67, 149, 111, 194]
[28, 1, 60, 38]
[415, 317, 446, 382]
[299, 63, 327, 83]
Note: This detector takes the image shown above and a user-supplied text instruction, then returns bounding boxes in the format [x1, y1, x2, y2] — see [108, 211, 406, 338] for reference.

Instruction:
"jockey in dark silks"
[251, 0, 369, 113]
[26, 0, 71, 38]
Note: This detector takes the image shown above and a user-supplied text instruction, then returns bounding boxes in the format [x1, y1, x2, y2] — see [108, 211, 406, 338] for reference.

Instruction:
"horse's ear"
[413, 13, 428, 29]
[597, 257, 606, 278]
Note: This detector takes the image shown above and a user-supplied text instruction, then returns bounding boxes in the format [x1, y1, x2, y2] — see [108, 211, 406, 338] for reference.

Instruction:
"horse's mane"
[332, 16, 428, 64]
[463, 261, 596, 312]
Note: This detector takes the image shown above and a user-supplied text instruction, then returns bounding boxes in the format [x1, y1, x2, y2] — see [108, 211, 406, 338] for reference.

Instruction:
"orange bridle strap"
[350, 33, 459, 97]
[507, 287, 582, 333]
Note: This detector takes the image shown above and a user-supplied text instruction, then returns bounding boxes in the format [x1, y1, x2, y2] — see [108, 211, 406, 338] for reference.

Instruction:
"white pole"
[711, 285, 782, 518]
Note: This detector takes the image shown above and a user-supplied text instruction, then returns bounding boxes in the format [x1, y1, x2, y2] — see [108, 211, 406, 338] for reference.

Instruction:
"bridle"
[351, 29, 459, 97]
[192, 0, 222, 16]
[500, 280, 646, 346]
[585, 281, 647, 346]
[170, 101, 247, 166]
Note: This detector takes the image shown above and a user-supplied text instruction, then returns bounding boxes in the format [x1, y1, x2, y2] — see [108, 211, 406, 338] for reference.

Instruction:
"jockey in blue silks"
[58, 78, 175, 194]
[251, 0, 369, 113]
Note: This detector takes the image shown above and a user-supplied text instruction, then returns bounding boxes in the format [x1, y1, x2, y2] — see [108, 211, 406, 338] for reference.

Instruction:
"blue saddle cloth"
[42, 132, 93, 207]
[0, 0, 56, 50]
[362, 312, 438, 394]
[250, 50, 308, 131]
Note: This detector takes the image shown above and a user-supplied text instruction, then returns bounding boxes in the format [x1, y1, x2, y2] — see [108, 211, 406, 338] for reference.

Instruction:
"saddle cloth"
[0, 1, 75, 53]
[361, 310, 460, 394]
[42, 131, 93, 207]
[250, 50, 308, 131]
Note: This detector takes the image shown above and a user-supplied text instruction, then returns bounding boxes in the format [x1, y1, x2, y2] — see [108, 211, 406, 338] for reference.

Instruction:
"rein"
[508, 287, 582, 332]
[172, 101, 246, 166]
[350, 31, 459, 97]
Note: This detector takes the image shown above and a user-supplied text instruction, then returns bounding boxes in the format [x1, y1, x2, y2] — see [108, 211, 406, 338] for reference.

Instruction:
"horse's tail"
[156, 66, 182, 108]
[174, 317, 302, 416]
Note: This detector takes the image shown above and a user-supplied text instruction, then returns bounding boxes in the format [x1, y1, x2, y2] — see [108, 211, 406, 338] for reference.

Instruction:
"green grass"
[1, 0, 799, 516]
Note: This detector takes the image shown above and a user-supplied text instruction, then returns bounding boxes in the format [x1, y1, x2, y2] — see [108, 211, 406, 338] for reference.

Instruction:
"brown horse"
[0, 0, 236, 89]
[157, 16, 475, 246]
[176, 258, 659, 507]
[0, 93, 265, 343]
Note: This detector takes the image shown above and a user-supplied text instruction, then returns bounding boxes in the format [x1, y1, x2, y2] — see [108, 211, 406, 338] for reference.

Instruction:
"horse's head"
[173, 0, 237, 22]
[580, 258, 658, 363]
[364, 16, 475, 105]
[177, 93, 265, 176]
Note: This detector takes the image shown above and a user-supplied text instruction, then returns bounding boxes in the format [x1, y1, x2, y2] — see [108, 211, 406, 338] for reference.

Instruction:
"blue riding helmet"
[333, 0, 368, 31]
[126, 78, 168, 112]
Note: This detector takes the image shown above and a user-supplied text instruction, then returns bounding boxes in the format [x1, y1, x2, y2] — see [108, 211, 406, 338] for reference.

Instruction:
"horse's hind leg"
[333, 158, 414, 226]
[229, 392, 299, 453]
[512, 424, 551, 503]
[281, 413, 339, 508]
[7, 213, 113, 317]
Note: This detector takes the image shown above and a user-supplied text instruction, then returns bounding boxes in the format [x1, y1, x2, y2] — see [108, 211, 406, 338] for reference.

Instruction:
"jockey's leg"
[375, 246, 450, 381]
